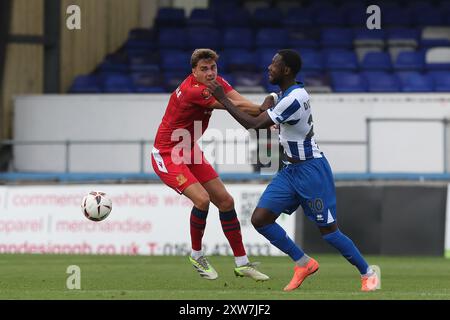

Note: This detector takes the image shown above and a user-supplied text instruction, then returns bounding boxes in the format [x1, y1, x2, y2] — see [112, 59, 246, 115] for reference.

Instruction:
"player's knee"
[251, 208, 277, 229]
[216, 194, 234, 212]
[251, 211, 267, 229]
[194, 193, 211, 211]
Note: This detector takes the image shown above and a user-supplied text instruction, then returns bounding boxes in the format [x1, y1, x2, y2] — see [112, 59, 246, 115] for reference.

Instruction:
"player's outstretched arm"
[226, 90, 274, 116]
[207, 90, 274, 116]
[207, 81, 275, 130]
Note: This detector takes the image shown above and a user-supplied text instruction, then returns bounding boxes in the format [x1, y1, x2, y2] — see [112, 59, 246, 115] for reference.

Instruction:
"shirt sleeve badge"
[201, 88, 212, 99]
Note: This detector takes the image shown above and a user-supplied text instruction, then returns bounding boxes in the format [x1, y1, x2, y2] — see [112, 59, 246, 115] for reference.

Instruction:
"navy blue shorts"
[256, 156, 337, 226]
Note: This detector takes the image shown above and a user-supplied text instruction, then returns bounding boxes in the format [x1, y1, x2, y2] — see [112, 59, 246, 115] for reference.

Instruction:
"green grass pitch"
[0, 254, 449, 300]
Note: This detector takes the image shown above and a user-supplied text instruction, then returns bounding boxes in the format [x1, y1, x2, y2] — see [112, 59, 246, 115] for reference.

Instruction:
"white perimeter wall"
[13, 93, 450, 173]
[0, 184, 294, 255]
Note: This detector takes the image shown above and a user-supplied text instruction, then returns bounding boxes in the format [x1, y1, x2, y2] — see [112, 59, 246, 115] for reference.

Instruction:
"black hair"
[277, 49, 302, 76]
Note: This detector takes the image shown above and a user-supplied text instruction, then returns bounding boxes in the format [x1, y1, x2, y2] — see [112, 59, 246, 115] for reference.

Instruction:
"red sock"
[190, 207, 208, 251]
[220, 210, 246, 257]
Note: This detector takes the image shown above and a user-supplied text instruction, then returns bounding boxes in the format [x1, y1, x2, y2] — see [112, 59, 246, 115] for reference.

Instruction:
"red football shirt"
[154, 74, 233, 150]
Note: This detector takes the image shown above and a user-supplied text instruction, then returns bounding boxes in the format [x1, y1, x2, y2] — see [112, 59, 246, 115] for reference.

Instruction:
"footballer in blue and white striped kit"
[207, 49, 379, 292]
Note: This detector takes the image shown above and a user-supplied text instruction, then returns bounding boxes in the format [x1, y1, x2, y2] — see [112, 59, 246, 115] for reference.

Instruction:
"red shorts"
[151, 144, 219, 194]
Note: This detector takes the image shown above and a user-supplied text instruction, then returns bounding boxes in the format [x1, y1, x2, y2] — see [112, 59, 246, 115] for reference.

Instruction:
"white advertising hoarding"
[0, 184, 295, 256]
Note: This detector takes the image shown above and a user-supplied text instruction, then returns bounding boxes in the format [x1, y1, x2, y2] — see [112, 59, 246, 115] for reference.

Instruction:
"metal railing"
[1, 117, 448, 176]
[0, 137, 366, 174]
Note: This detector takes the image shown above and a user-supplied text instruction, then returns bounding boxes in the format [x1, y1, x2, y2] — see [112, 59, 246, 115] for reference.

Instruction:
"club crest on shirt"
[176, 174, 187, 186]
[201, 88, 211, 99]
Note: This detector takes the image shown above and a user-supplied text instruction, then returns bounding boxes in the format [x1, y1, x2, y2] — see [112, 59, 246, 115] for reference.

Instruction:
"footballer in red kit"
[151, 49, 274, 281]
[152, 74, 233, 194]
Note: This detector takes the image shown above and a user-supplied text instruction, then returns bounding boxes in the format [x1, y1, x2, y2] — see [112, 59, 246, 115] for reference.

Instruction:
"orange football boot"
[361, 272, 379, 292]
[283, 258, 319, 291]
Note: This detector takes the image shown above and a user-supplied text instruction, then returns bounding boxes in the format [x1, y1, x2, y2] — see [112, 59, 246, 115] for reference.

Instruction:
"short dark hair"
[190, 48, 219, 68]
[277, 49, 302, 76]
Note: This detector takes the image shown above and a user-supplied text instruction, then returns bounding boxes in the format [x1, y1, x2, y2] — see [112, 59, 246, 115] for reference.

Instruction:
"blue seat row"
[68, 70, 450, 94]
[154, 5, 450, 29]
[332, 71, 450, 92]
[98, 49, 450, 74]
[144, 27, 450, 50]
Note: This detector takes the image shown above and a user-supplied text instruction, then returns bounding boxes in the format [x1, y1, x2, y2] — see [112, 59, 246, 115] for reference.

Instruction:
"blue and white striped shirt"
[267, 83, 322, 160]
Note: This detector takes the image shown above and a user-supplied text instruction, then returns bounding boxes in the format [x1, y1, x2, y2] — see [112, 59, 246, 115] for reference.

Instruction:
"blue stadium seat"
[128, 28, 154, 42]
[154, 8, 185, 28]
[163, 71, 190, 92]
[301, 71, 331, 91]
[387, 28, 420, 43]
[364, 72, 401, 92]
[316, 9, 344, 26]
[325, 50, 358, 71]
[414, 9, 443, 26]
[420, 38, 450, 49]
[210, 0, 240, 12]
[188, 8, 215, 27]
[394, 51, 425, 71]
[307, 1, 336, 13]
[124, 38, 154, 53]
[216, 8, 251, 28]
[360, 52, 392, 71]
[301, 50, 325, 71]
[69, 75, 101, 93]
[219, 73, 235, 87]
[223, 28, 253, 50]
[230, 71, 264, 88]
[251, 7, 283, 28]
[429, 72, 450, 92]
[439, 1, 450, 12]
[408, 0, 432, 11]
[282, 8, 314, 29]
[382, 8, 412, 26]
[321, 28, 354, 48]
[101, 74, 134, 93]
[261, 73, 280, 93]
[255, 28, 288, 48]
[157, 28, 187, 50]
[97, 60, 129, 73]
[425, 47, 450, 70]
[257, 49, 277, 70]
[376, 0, 401, 9]
[187, 27, 220, 50]
[160, 50, 192, 73]
[426, 62, 450, 71]
[215, 51, 228, 72]
[331, 72, 367, 92]
[340, 3, 366, 26]
[129, 53, 160, 73]
[354, 29, 386, 43]
[288, 30, 319, 49]
[224, 50, 258, 72]
[125, 28, 157, 51]
[398, 72, 434, 92]
[131, 72, 165, 93]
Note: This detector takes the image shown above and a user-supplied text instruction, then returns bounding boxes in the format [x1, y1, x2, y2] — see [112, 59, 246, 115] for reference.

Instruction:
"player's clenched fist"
[207, 80, 226, 101]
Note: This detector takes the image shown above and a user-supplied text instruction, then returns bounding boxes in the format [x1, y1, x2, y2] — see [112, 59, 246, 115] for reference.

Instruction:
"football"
[81, 191, 112, 221]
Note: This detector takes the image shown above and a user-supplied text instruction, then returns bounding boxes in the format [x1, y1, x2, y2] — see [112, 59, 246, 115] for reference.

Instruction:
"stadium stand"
[67, 0, 450, 94]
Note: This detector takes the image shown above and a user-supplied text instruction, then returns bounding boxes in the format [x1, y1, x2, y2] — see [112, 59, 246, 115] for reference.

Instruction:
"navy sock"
[323, 229, 369, 274]
[256, 223, 304, 261]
